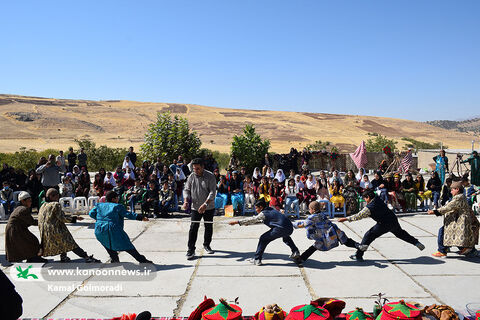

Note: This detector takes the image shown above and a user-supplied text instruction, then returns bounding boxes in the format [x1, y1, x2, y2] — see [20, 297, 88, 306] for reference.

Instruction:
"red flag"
[350, 141, 368, 170]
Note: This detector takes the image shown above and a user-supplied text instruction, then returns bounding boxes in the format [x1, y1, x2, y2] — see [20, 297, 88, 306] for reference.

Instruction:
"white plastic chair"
[472, 202, 479, 215]
[73, 196, 88, 214]
[12, 191, 22, 205]
[59, 197, 74, 214]
[0, 205, 6, 220]
[88, 196, 100, 210]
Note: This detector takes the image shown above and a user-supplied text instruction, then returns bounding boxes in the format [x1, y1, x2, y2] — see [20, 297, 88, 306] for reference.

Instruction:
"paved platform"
[1, 212, 479, 318]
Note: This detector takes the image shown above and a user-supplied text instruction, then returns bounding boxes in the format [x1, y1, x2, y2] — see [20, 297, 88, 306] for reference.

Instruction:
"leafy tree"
[305, 140, 331, 151]
[365, 133, 398, 152]
[401, 137, 445, 151]
[140, 111, 201, 163]
[231, 124, 270, 172]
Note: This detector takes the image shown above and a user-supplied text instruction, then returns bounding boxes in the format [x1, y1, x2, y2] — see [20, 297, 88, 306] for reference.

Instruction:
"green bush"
[140, 111, 202, 163]
[401, 137, 445, 151]
[231, 124, 270, 172]
[74, 139, 129, 171]
[365, 133, 398, 152]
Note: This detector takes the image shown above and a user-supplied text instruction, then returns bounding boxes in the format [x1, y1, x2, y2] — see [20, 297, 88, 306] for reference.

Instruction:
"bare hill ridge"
[0, 94, 476, 153]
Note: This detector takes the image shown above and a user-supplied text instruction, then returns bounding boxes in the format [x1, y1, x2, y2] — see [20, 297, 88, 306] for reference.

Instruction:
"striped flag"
[398, 150, 413, 173]
[350, 141, 368, 170]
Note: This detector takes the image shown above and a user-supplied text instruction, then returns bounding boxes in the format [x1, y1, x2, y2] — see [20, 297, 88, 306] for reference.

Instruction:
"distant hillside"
[426, 118, 480, 134]
[0, 94, 477, 154]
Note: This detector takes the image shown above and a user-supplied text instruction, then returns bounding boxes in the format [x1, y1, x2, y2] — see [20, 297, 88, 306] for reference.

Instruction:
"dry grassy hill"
[0, 94, 477, 154]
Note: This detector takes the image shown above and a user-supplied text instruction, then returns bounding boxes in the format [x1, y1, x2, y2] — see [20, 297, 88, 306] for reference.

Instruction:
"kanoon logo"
[16, 265, 39, 280]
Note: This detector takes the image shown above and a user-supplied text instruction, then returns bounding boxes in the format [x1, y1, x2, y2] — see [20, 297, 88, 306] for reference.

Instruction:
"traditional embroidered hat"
[18, 191, 31, 201]
[346, 308, 374, 320]
[377, 300, 421, 320]
[202, 298, 243, 320]
[319, 299, 346, 320]
[285, 301, 331, 320]
[254, 304, 287, 320]
[188, 296, 216, 320]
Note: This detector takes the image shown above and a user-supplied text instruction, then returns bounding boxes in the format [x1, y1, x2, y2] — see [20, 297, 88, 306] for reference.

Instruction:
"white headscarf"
[295, 174, 305, 190]
[306, 175, 317, 189]
[266, 168, 274, 178]
[356, 168, 365, 181]
[252, 167, 262, 180]
[104, 174, 116, 186]
[274, 169, 285, 183]
[122, 157, 135, 169]
[175, 168, 186, 181]
[125, 170, 135, 180]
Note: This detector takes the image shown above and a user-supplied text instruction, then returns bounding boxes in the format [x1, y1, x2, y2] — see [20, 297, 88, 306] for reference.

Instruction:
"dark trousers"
[142, 200, 159, 216]
[104, 246, 148, 263]
[255, 227, 299, 261]
[355, 221, 418, 259]
[60, 247, 89, 260]
[159, 200, 171, 215]
[188, 209, 215, 251]
[300, 238, 357, 261]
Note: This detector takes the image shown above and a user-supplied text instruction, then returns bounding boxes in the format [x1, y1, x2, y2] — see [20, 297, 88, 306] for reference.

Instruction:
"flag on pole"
[398, 150, 413, 173]
[349, 141, 368, 170]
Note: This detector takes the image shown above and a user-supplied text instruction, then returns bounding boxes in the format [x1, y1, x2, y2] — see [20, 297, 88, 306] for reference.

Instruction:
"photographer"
[35, 154, 62, 192]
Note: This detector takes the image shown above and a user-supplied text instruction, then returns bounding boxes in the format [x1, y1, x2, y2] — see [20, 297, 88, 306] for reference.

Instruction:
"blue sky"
[1, 1, 479, 121]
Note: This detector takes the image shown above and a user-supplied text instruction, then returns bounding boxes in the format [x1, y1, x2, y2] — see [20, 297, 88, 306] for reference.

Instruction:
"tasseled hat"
[254, 304, 287, 320]
[188, 296, 216, 320]
[376, 300, 421, 320]
[202, 298, 243, 320]
[285, 300, 331, 320]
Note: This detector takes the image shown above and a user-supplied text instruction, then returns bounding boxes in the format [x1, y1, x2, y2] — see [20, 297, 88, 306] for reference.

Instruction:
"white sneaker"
[247, 258, 263, 266]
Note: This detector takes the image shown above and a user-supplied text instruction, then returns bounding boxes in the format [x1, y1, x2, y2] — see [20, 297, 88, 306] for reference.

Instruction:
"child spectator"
[284, 178, 300, 217]
[59, 175, 75, 198]
[159, 180, 174, 217]
[359, 174, 371, 192]
[93, 173, 104, 196]
[142, 180, 159, 218]
[113, 179, 126, 198]
[215, 175, 229, 210]
[1, 181, 15, 217]
[125, 179, 145, 213]
[243, 175, 255, 210]
[269, 178, 284, 211]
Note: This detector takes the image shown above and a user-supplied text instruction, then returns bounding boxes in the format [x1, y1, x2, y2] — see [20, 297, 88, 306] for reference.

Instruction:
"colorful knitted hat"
[285, 301, 330, 320]
[202, 298, 243, 320]
[346, 308, 374, 320]
[254, 304, 287, 320]
[316, 298, 346, 320]
[377, 301, 421, 320]
[188, 296, 216, 320]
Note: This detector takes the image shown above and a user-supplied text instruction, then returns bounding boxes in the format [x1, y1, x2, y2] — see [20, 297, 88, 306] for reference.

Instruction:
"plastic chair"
[12, 191, 22, 205]
[472, 202, 479, 215]
[73, 196, 88, 214]
[88, 196, 100, 210]
[317, 199, 331, 216]
[299, 201, 308, 215]
[59, 197, 74, 214]
[283, 197, 300, 218]
[0, 205, 6, 220]
[330, 202, 347, 218]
